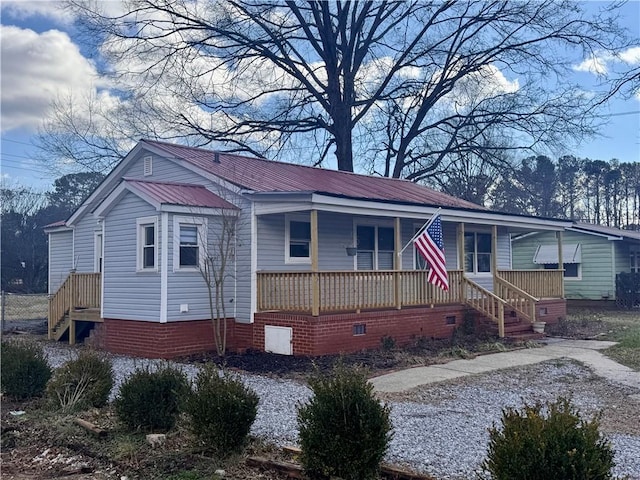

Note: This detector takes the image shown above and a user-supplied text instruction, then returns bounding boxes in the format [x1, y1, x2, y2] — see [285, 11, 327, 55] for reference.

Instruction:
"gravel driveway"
[45, 344, 640, 480]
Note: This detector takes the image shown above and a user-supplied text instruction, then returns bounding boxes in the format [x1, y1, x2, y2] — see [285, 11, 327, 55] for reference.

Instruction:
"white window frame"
[173, 215, 207, 272]
[136, 216, 158, 272]
[94, 231, 103, 273]
[285, 214, 311, 264]
[464, 231, 492, 275]
[354, 220, 395, 271]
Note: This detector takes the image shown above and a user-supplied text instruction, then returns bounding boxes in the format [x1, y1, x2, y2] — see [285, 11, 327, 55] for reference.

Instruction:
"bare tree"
[51, 0, 631, 179]
[198, 207, 238, 356]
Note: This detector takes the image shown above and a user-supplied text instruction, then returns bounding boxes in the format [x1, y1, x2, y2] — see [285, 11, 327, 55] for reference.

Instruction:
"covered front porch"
[253, 204, 569, 340]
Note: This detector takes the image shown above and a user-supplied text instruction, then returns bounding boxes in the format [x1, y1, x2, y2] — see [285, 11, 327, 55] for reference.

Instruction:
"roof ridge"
[141, 138, 422, 186]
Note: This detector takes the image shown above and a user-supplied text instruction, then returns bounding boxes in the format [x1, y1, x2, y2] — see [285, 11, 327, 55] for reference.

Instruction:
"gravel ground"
[44, 344, 640, 480]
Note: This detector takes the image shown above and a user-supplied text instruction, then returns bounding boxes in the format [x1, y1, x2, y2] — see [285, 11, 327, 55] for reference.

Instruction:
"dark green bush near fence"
[1, 340, 52, 399]
[483, 397, 615, 480]
[184, 364, 258, 455]
[115, 364, 190, 432]
[47, 350, 114, 412]
[616, 272, 640, 309]
[297, 363, 392, 480]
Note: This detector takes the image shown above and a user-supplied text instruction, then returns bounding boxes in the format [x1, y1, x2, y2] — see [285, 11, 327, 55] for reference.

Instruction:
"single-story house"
[46, 139, 571, 358]
[512, 222, 640, 304]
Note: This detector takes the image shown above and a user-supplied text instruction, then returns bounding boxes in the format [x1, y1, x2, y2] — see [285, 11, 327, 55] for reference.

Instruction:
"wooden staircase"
[48, 273, 102, 344]
[462, 276, 542, 340]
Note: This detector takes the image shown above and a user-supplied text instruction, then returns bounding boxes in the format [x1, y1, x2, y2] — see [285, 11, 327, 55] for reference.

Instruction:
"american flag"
[414, 214, 448, 291]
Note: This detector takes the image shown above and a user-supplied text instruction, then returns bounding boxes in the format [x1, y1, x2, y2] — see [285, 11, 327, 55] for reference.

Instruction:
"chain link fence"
[0, 291, 48, 334]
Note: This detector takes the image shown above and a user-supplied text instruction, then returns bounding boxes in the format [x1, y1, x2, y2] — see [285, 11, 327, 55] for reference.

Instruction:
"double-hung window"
[286, 215, 311, 264]
[464, 232, 491, 274]
[137, 216, 158, 271]
[356, 225, 395, 270]
[173, 216, 206, 270]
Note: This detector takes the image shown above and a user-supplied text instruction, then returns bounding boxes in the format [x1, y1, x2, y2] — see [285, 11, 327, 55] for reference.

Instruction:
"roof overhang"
[94, 181, 239, 218]
[249, 192, 571, 231]
[44, 224, 73, 234]
[567, 226, 622, 240]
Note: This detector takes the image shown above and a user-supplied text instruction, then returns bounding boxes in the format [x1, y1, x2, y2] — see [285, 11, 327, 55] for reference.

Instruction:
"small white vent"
[143, 156, 153, 176]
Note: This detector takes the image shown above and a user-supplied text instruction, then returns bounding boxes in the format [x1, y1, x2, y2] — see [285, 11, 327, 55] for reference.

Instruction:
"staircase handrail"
[495, 276, 538, 324]
[462, 277, 507, 338]
[48, 273, 74, 339]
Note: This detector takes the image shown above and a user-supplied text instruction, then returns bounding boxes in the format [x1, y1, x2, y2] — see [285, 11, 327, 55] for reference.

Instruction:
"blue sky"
[1, 1, 639, 192]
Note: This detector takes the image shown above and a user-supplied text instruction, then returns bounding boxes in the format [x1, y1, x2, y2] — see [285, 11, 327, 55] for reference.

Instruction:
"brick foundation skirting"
[255, 305, 470, 356]
[99, 318, 253, 359]
[92, 299, 566, 359]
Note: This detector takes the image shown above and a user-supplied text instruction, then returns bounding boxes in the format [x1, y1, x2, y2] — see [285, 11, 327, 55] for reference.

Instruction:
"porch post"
[311, 209, 320, 316]
[394, 217, 402, 310]
[457, 223, 465, 303]
[557, 230, 565, 298]
[492, 225, 498, 293]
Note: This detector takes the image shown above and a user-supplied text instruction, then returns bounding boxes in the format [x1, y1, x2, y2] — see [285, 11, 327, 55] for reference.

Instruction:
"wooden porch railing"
[256, 270, 565, 338]
[48, 272, 101, 339]
[497, 269, 563, 299]
[257, 270, 464, 314]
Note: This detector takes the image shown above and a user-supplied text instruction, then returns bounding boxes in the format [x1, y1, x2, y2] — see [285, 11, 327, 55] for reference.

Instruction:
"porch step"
[52, 315, 70, 341]
[479, 316, 539, 338]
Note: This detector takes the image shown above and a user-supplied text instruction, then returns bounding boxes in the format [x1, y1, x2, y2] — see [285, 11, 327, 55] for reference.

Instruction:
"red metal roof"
[142, 140, 485, 210]
[124, 179, 238, 210]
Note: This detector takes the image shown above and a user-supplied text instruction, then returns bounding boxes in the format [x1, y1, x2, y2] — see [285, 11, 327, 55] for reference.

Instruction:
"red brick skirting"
[91, 299, 566, 359]
[255, 305, 469, 356]
[98, 318, 253, 359]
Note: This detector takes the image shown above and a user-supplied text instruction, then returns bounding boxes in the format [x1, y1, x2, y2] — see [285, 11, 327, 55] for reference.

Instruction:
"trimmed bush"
[115, 363, 190, 432]
[184, 364, 258, 455]
[297, 363, 392, 480]
[483, 397, 615, 480]
[1, 340, 52, 399]
[47, 350, 114, 412]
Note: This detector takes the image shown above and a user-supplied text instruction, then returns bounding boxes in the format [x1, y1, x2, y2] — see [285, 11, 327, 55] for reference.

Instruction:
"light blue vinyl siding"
[166, 214, 237, 322]
[103, 192, 162, 321]
[48, 230, 73, 293]
[124, 152, 206, 184]
[72, 217, 101, 273]
[256, 214, 485, 273]
[233, 202, 252, 323]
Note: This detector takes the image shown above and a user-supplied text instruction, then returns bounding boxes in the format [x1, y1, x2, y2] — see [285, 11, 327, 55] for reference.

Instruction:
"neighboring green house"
[512, 222, 640, 302]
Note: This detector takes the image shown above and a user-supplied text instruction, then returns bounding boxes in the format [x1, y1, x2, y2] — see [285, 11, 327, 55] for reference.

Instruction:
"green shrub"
[380, 335, 396, 351]
[483, 397, 615, 480]
[297, 363, 392, 480]
[115, 363, 190, 432]
[1, 340, 52, 399]
[47, 350, 114, 412]
[184, 364, 258, 455]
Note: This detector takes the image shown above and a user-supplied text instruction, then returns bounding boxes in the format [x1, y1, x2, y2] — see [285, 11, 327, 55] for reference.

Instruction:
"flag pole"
[398, 207, 442, 256]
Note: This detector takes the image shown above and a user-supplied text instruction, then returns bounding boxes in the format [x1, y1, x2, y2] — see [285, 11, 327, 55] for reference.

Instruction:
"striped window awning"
[533, 244, 582, 264]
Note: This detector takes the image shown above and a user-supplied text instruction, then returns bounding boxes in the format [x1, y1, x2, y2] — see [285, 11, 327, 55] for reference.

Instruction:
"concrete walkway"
[371, 338, 640, 393]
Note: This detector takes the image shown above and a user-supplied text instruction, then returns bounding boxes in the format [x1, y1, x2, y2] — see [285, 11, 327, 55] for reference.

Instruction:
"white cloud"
[0, 25, 106, 132]
[619, 46, 640, 65]
[573, 46, 640, 75]
[0, 1, 74, 25]
[573, 54, 611, 75]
